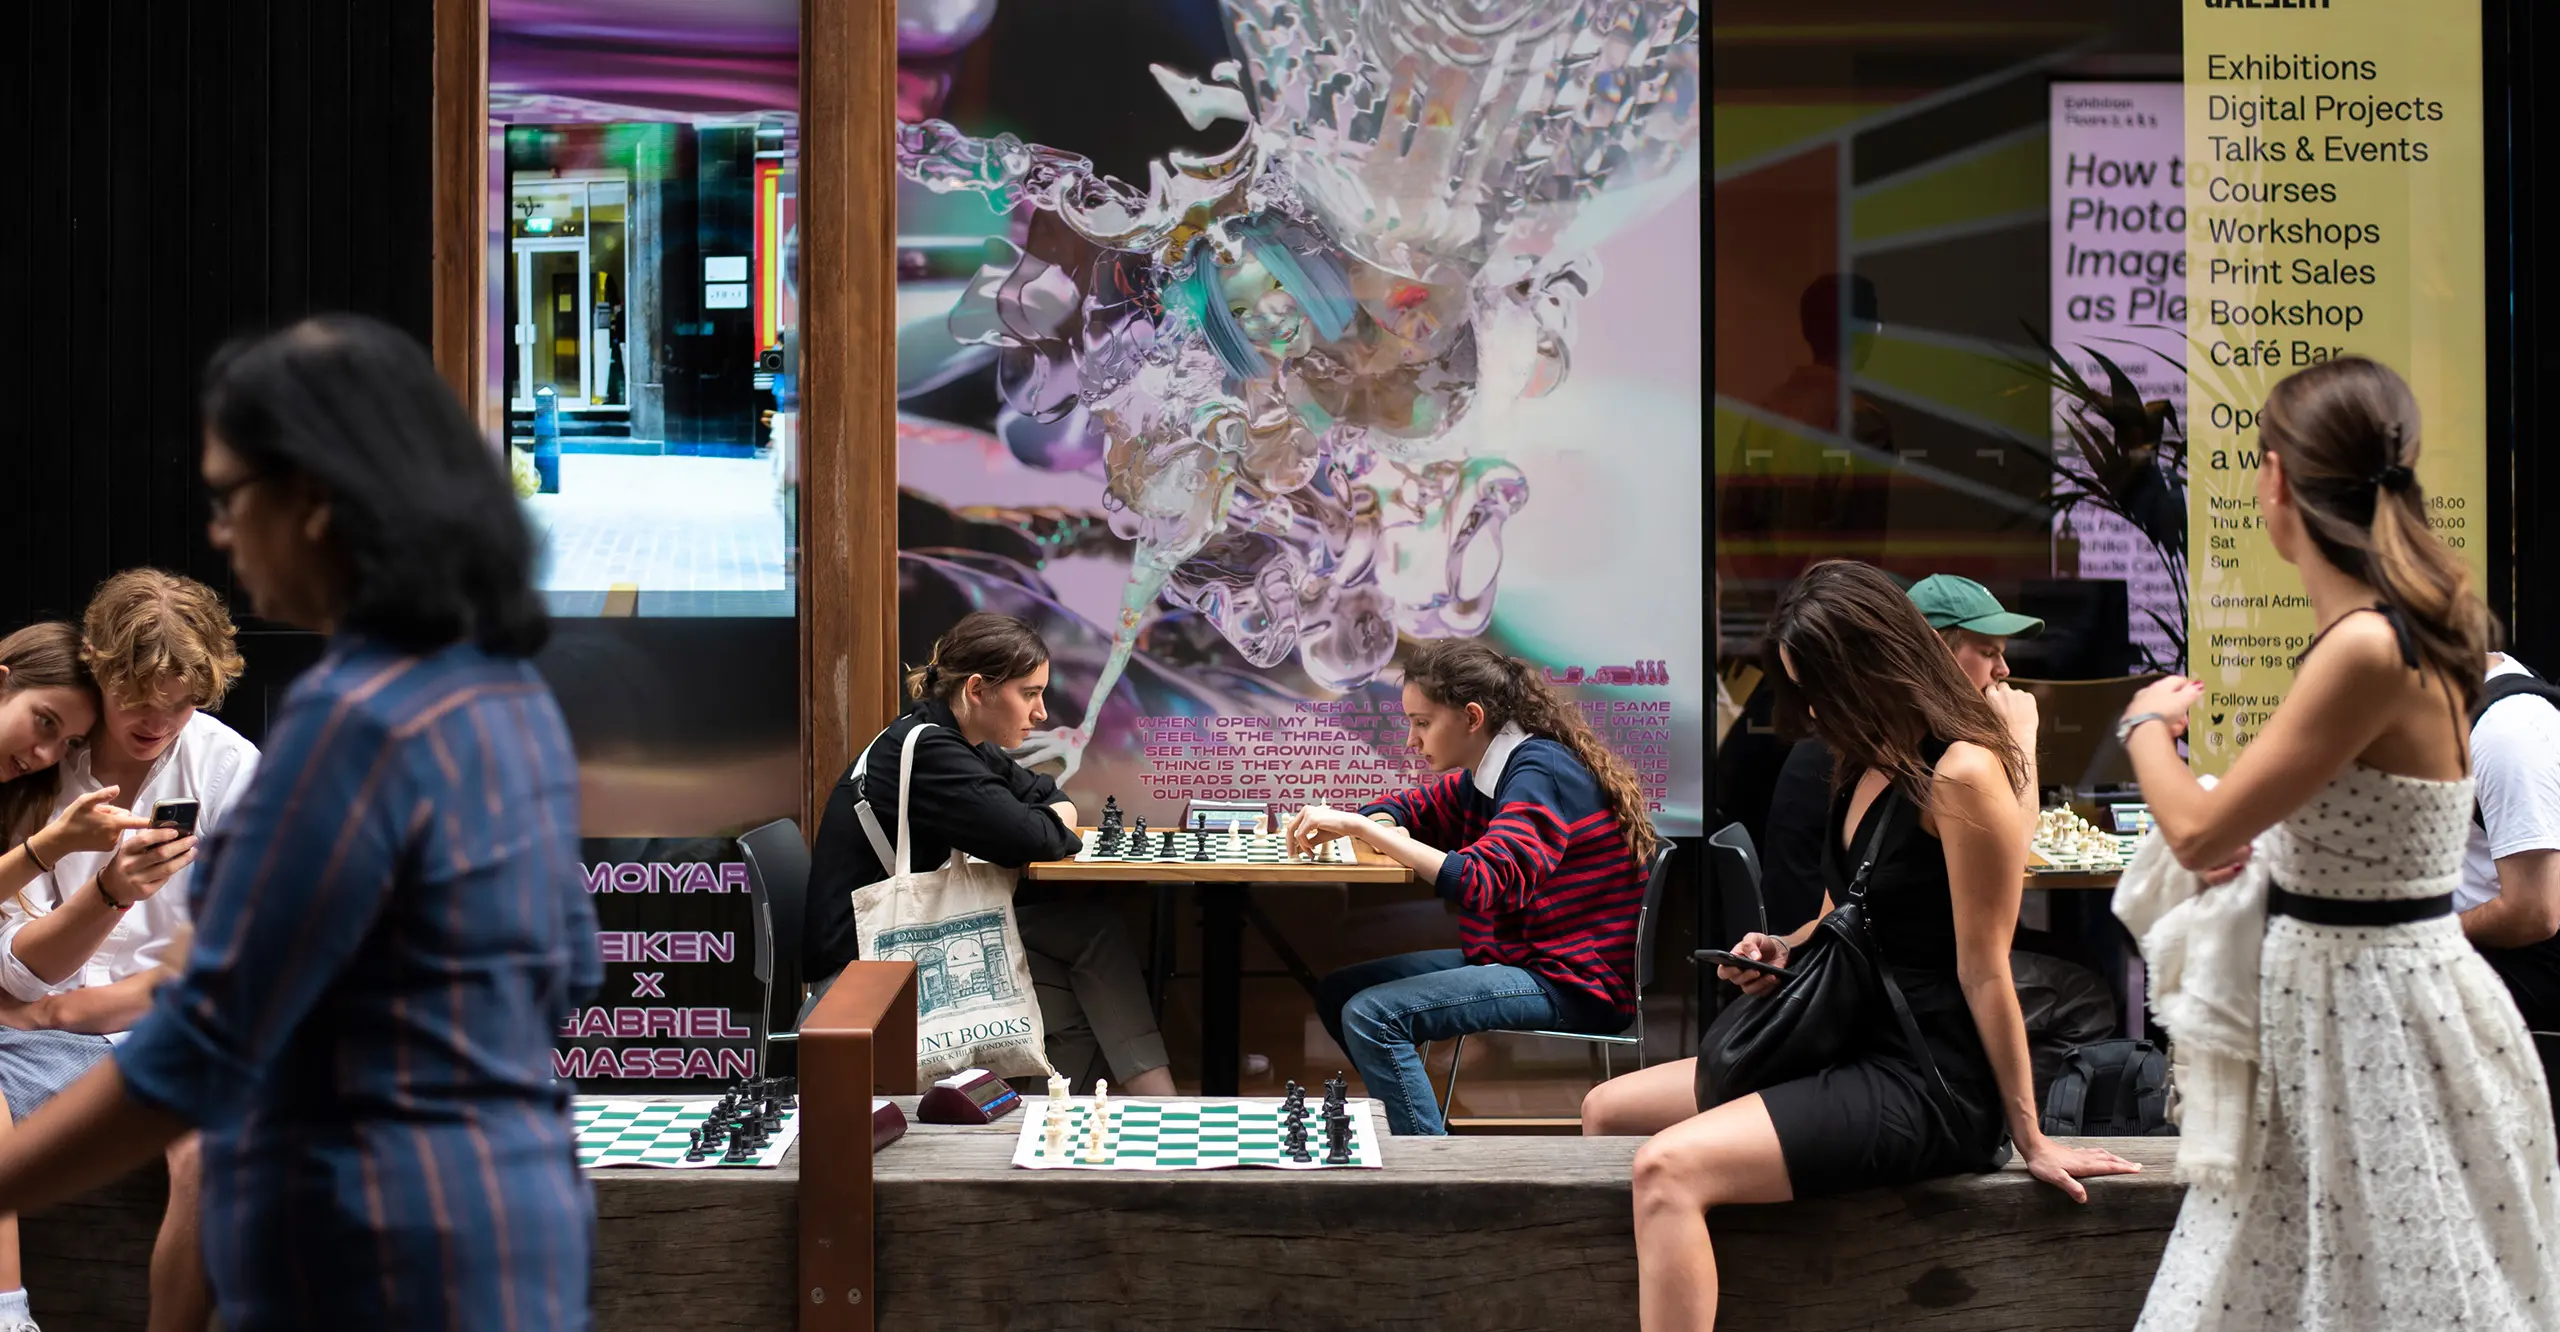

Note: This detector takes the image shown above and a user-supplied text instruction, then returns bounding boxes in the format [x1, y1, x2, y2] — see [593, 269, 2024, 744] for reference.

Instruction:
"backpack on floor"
[2039, 1039, 2177, 1137]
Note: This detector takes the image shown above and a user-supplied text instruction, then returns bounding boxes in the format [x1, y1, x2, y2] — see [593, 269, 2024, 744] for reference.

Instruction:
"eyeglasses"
[205, 472, 275, 525]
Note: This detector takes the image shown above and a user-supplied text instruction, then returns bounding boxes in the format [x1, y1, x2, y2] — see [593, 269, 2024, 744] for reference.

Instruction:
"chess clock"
[918, 1067, 1022, 1125]
[1181, 799, 1272, 834]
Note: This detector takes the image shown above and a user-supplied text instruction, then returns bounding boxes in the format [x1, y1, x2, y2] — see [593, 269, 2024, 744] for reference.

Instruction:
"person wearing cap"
[1755, 574, 2042, 931]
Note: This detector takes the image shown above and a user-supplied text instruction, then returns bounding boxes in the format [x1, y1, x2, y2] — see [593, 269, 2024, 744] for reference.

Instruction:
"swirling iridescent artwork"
[901, 0, 1698, 780]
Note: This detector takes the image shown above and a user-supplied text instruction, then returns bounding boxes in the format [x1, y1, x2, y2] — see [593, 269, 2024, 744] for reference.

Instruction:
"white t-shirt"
[0, 711, 260, 1009]
[2458, 655, 2560, 911]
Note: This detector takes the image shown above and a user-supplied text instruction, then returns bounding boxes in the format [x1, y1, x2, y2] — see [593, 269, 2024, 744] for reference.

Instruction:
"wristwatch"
[2116, 711, 2171, 745]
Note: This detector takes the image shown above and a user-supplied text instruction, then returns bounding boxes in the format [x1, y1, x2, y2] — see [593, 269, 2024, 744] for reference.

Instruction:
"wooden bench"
[23, 1127, 2181, 1331]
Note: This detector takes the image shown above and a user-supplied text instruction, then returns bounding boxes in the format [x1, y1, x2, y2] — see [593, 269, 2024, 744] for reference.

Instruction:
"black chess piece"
[1191, 827, 1212, 861]
[1102, 796, 1122, 831]
[1133, 816, 1148, 840]
[1161, 830, 1179, 857]
[1323, 1111, 1353, 1165]
[1323, 1074, 1348, 1112]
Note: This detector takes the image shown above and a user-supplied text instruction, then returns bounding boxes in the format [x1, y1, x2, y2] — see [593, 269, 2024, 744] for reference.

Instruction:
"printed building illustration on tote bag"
[872, 911, 1022, 1018]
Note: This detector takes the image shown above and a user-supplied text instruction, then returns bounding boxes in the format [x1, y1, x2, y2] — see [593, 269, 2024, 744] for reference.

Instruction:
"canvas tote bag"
[848, 723, 1052, 1081]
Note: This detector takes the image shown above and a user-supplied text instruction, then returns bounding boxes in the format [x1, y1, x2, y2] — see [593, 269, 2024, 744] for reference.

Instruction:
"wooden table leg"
[1148, 882, 1177, 1020]
[1199, 889, 1243, 1095]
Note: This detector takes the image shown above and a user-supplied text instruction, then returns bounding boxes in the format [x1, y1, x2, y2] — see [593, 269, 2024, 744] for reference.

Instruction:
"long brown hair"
[1401, 639, 1659, 863]
[906, 613, 1051, 702]
[2259, 357, 2492, 705]
[1764, 561, 2024, 808]
[0, 623, 97, 844]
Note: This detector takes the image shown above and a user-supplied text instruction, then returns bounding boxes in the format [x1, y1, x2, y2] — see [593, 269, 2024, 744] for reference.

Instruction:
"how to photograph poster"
[2049, 80, 2188, 674]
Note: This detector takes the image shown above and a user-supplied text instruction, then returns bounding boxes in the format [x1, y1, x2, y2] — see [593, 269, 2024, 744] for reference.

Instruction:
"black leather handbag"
[1694, 789, 1960, 1118]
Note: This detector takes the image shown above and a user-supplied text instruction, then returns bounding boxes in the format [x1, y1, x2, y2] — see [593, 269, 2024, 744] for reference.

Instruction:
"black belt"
[2268, 884, 2453, 926]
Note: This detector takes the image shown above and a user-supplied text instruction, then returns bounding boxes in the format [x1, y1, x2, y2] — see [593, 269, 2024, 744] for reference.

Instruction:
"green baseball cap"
[1906, 574, 2043, 638]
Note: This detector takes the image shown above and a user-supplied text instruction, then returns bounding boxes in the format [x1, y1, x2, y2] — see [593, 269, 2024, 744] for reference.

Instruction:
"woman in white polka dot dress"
[2116, 357, 2560, 1330]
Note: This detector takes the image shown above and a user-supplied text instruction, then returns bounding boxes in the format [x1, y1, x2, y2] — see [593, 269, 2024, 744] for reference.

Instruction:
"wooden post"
[798, 0, 901, 838]
[798, 961, 918, 1332]
[429, 0, 487, 427]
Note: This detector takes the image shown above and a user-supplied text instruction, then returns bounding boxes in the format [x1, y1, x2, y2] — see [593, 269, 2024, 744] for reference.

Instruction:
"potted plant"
[2010, 325, 2187, 673]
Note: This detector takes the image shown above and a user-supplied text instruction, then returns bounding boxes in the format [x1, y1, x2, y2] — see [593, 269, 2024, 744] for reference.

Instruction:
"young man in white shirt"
[2459, 652, 2560, 1031]
[0, 571, 255, 1332]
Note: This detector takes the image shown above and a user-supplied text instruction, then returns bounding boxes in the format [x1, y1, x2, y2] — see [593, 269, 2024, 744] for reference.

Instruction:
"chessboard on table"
[573, 1085, 802, 1170]
[1070, 827, 1355, 866]
[1011, 1097, 1386, 1172]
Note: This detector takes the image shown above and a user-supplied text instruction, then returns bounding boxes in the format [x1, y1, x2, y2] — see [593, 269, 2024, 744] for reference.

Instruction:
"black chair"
[737, 818, 812, 1074]
[1695, 822, 1768, 1023]
[1437, 843, 1680, 1122]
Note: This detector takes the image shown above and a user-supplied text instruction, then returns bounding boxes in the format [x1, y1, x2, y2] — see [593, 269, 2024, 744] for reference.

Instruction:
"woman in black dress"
[1581, 561, 2139, 1329]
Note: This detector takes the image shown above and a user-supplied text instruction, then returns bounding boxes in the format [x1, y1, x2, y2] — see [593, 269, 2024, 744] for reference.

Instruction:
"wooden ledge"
[23, 1124, 2185, 1331]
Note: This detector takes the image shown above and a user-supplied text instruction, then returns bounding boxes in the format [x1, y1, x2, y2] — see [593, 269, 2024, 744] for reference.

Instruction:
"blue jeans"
[1316, 950, 1618, 1135]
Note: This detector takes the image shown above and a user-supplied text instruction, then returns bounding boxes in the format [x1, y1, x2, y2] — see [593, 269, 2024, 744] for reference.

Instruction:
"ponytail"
[2260, 358, 2493, 705]
[908, 613, 1050, 703]
[1403, 640, 1660, 864]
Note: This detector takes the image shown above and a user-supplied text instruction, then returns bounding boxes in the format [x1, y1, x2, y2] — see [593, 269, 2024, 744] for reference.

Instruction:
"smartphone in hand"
[1697, 947, 1790, 980]
[149, 799, 201, 837]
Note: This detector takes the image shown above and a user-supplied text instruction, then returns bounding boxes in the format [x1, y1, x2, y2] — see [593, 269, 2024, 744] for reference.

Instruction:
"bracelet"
[95, 876, 131, 912]
[21, 837, 51, 874]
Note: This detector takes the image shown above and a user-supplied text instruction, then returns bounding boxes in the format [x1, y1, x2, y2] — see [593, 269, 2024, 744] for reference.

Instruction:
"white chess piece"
[1083, 1079, 1112, 1162]
[1044, 1103, 1068, 1159]
[1228, 822, 1243, 855]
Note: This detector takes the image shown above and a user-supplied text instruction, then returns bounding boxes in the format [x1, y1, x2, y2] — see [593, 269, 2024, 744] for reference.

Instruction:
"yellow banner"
[2184, 3, 2487, 770]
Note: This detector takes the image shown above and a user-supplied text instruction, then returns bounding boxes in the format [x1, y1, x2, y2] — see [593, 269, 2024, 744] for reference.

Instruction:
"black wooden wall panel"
[3, 0, 435, 744]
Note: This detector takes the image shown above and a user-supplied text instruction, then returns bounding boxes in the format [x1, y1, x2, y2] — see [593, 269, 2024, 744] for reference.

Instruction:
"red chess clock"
[917, 1067, 1022, 1125]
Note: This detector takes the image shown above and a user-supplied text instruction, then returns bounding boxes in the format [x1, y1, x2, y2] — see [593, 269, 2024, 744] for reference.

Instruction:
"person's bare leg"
[146, 1134, 210, 1332]
[1630, 1093, 1793, 1331]
[1582, 1058, 1700, 1136]
[0, 1087, 22, 1303]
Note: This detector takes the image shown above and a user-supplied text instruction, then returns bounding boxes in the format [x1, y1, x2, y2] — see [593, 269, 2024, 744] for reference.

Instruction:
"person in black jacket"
[804, 613, 1174, 1095]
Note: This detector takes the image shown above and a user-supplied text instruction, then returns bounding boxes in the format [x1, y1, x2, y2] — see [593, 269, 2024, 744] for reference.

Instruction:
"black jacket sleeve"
[802, 762, 872, 982]
[909, 729, 1084, 866]
[997, 752, 1066, 810]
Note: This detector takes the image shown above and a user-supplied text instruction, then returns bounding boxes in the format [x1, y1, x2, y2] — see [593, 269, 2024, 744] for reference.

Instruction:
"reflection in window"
[491, 5, 799, 618]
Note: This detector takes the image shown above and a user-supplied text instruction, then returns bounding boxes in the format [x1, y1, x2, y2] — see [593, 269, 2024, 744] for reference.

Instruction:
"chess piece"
[1323, 1110, 1353, 1165]
[1083, 1080, 1112, 1163]
[1323, 1073, 1348, 1113]
[1102, 796, 1122, 831]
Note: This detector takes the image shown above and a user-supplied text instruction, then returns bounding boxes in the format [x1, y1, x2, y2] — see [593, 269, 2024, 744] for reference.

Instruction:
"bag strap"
[2472, 671, 2560, 829]
[1846, 788, 1968, 1127]
[2133, 1046, 2172, 1132]
[1842, 783, 1918, 902]
[2040, 1052, 2090, 1135]
[887, 722, 935, 876]
[849, 719, 922, 870]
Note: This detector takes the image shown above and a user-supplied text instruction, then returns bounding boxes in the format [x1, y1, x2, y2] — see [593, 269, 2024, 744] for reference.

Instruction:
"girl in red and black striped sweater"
[1290, 640, 1659, 1135]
